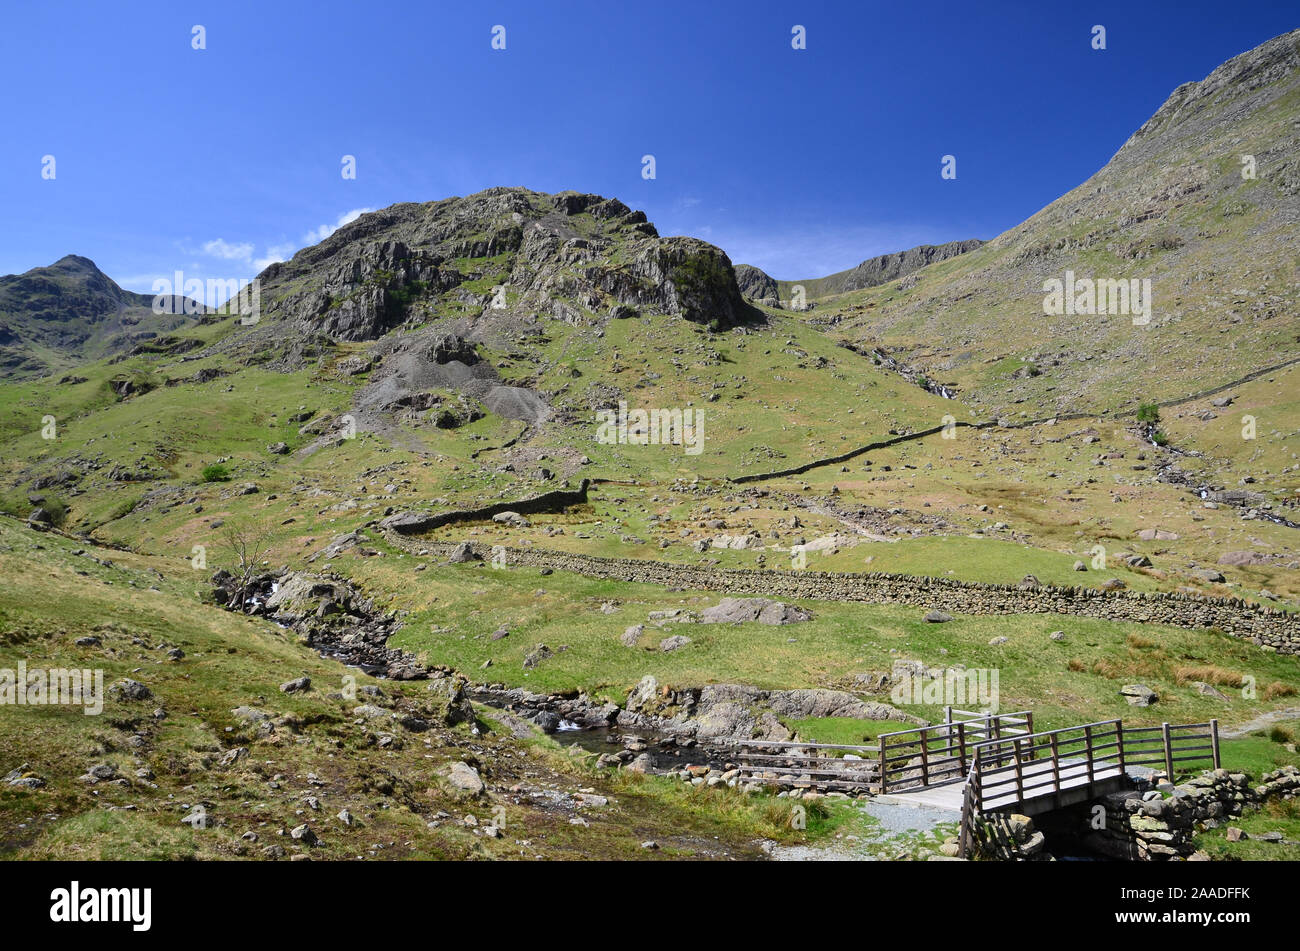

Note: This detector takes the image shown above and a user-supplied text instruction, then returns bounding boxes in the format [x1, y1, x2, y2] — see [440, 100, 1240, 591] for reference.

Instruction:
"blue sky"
[2, 1, 1296, 290]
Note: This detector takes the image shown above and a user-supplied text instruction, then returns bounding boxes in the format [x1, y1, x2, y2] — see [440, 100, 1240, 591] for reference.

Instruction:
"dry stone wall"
[383, 535, 1300, 653]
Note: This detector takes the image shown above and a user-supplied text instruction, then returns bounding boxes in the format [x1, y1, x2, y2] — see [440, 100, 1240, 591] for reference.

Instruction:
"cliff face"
[245, 187, 755, 358]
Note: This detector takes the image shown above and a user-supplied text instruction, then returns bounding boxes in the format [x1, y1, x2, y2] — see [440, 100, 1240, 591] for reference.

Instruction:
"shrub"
[201, 464, 231, 483]
[1151, 430, 1169, 446]
[1136, 402, 1160, 424]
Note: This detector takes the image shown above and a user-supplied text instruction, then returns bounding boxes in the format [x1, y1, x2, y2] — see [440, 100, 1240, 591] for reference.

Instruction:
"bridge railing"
[730, 710, 1033, 794]
[968, 718, 1222, 813]
[729, 739, 882, 793]
[970, 719, 1126, 811]
[878, 711, 1033, 793]
[1120, 719, 1220, 777]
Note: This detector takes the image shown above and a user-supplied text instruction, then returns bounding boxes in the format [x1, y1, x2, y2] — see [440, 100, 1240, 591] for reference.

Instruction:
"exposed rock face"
[232, 187, 756, 357]
[797, 240, 985, 297]
[733, 263, 778, 301]
[616, 675, 919, 742]
[182, 187, 756, 436]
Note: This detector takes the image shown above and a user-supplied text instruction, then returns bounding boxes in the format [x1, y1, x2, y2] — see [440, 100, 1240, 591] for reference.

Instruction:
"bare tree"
[221, 518, 274, 610]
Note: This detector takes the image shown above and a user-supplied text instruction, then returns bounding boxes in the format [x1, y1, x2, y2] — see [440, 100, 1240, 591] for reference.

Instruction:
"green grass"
[355, 551, 1300, 733]
[1195, 798, 1300, 861]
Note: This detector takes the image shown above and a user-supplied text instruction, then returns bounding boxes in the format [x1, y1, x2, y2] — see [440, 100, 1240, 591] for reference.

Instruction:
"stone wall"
[380, 480, 591, 535]
[1085, 766, 1300, 860]
[385, 535, 1300, 653]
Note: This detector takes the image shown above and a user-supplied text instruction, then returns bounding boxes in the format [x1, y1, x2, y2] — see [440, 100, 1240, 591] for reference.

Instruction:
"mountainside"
[2, 30, 1300, 869]
[0, 255, 200, 379]
[808, 29, 1300, 420]
[735, 239, 985, 304]
[246, 187, 753, 349]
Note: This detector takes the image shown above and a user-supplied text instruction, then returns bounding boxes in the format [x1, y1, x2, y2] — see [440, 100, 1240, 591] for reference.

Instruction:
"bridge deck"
[883, 756, 1127, 814]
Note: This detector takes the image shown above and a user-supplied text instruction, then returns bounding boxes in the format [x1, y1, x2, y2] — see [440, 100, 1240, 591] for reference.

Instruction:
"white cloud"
[303, 208, 372, 245]
[254, 243, 295, 271]
[202, 238, 255, 261]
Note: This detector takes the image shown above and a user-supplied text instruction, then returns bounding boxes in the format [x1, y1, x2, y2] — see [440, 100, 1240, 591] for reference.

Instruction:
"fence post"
[1084, 725, 1095, 783]
[957, 722, 967, 773]
[879, 736, 888, 795]
[1210, 719, 1220, 770]
[1013, 738, 1025, 802]
[1162, 722, 1174, 780]
[919, 726, 931, 786]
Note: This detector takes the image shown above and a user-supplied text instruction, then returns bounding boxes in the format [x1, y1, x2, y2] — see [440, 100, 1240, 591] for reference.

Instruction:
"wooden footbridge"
[732, 708, 1221, 856]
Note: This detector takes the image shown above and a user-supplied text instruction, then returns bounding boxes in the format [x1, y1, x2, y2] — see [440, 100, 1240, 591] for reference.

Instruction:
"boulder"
[1218, 550, 1266, 567]
[1121, 684, 1158, 707]
[447, 541, 479, 563]
[446, 761, 485, 796]
[699, 597, 812, 625]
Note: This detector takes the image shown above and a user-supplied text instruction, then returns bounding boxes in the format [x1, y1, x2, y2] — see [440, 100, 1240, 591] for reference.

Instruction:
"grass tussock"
[1174, 665, 1245, 688]
[1264, 681, 1298, 701]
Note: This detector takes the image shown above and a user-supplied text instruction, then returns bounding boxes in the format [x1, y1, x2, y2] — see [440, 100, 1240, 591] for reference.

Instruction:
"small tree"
[221, 519, 274, 610]
[1136, 403, 1160, 425]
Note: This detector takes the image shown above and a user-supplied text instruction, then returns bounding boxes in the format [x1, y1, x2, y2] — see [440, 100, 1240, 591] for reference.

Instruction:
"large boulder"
[700, 597, 812, 625]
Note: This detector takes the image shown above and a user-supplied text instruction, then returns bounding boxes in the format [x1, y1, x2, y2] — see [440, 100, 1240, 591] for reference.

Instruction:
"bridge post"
[919, 726, 931, 786]
[1084, 725, 1095, 783]
[1013, 737, 1025, 802]
[878, 737, 888, 794]
[1162, 722, 1174, 780]
[1210, 719, 1220, 769]
[957, 721, 967, 773]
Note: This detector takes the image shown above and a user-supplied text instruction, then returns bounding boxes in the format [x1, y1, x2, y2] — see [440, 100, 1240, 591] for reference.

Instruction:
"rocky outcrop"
[733, 263, 779, 301]
[797, 239, 985, 297]
[618, 675, 920, 741]
[700, 597, 812, 625]
[214, 187, 757, 366]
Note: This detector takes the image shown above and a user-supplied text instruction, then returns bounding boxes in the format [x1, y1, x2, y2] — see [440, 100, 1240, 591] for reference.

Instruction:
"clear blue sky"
[2, 0, 1296, 289]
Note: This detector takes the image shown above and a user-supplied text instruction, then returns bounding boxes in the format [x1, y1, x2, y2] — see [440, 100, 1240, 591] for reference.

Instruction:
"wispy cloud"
[303, 208, 372, 245]
[254, 243, 295, 271]
[201, 238, 255, 261]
